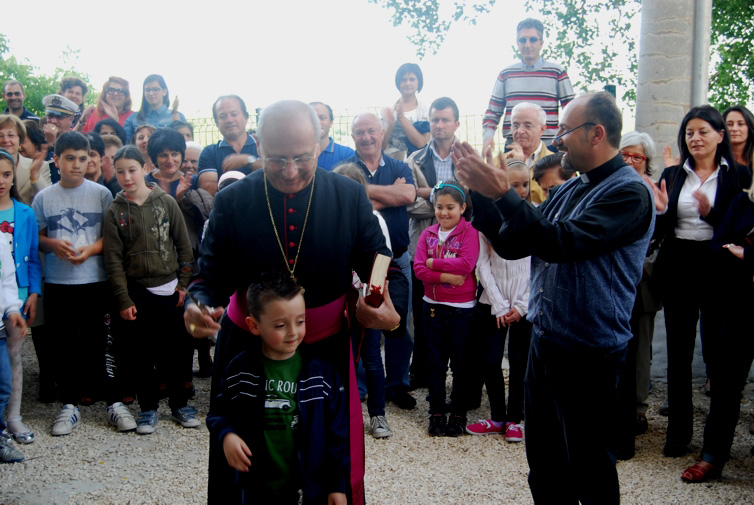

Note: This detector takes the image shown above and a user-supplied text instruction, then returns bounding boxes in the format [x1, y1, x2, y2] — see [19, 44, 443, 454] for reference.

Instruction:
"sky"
[2, 0, 639, 127]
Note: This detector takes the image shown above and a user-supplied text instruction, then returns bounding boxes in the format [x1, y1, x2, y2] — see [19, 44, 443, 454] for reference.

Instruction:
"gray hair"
[257, 100, 321, 147]
[619, 130, 657, 176]
[185, 140, 203, 152]
[511, 102, 546, 126]
[351, 112, 384, 132]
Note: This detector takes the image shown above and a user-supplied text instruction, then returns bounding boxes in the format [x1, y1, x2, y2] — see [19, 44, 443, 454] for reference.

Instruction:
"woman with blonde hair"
[80, 77, 134, 133]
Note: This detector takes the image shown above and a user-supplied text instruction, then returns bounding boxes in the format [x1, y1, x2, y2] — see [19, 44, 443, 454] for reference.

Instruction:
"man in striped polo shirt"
[482, 18, 574, 154]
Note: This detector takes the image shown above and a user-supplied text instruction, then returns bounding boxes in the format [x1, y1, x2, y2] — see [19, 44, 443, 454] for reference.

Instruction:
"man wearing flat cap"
[41, 94, 79, 183]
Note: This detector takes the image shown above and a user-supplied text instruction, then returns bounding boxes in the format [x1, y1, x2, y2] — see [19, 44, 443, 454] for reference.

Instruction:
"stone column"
[635, 0, 712, 171]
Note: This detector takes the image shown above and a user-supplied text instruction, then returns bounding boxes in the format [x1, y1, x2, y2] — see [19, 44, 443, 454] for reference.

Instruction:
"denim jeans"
[423, 302, 474, 415]
[0, 330, 11, 432]
[384, 252, 413, 395]
[360, 328, 386, 417]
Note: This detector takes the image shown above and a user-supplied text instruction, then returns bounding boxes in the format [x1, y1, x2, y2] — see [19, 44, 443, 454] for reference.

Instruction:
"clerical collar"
[578, 154, 626, 185]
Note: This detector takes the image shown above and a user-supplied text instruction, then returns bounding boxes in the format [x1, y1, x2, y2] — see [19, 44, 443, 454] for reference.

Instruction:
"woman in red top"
[80, 77, 134, 133]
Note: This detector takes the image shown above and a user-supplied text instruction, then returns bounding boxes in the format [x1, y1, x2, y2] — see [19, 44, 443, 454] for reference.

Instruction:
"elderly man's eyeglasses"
[264, 152, 317, 170]
[621, 151, 648, 164]
[106, 87, 126, 95]
[551, 122, 596, 146]
[518, 36, 540, 44]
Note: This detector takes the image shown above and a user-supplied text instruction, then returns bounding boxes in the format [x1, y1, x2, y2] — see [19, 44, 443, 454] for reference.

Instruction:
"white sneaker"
[52, 404, 81, 436]
[108, 402, 137, 432]
[370, 415, 393, 438]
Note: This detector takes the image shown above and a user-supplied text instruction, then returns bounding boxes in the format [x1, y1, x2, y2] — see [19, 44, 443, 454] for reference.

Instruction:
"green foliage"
[709, 0, 754, 110]
[0, 33, 97, 118]
[368, 0, 497, 58]
[371, 0, 754, 111]
[520, 1, 641, 106]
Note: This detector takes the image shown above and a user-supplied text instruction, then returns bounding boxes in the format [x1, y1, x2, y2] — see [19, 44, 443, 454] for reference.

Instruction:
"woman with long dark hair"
[647, 105, 752, 459]
[124, 75, 185, 142]
[723, 105, 754, 168]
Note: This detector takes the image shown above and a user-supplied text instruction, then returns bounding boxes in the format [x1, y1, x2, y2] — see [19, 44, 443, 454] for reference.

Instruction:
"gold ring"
[189, 323, 196, 334]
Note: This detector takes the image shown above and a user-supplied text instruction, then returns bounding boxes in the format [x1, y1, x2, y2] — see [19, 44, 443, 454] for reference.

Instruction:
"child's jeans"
[423, 302, 474, 416]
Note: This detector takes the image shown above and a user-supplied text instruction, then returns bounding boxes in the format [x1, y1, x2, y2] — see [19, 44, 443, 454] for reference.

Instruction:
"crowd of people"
[0, 15, 753, 505]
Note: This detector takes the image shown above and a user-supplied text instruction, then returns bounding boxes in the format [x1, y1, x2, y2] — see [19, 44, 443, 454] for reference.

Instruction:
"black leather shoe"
[663, 442, 688, 458]
[635, 413, 648, 436]
[445, 414, 467, 437]
[428, 414, 446, 436]
[389, 389, 417, 410]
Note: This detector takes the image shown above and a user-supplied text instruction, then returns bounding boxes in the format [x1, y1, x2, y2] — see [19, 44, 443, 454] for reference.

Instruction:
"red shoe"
[681, 461, 722, 483]
[504, 422, 524, 443]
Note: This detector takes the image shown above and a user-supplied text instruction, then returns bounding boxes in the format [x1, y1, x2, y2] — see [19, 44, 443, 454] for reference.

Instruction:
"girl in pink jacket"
[414, 181, 479, 437]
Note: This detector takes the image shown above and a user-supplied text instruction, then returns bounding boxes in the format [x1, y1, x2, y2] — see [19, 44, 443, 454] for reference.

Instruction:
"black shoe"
[635, 413, 648, 436]
[658, 401, 670, 416]
[663, 442, 688, 458]
[428, 414, 447, 436]
[616, 445, 636, 461]
[446, 414, 467, 437]
[389, 389, 416, 410]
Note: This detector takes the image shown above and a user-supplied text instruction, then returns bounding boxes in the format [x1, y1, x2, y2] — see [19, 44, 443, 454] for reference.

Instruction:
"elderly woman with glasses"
[615, 131, 663, 459]
[647, 106, 752, 460]
[80, 77, 134, 133]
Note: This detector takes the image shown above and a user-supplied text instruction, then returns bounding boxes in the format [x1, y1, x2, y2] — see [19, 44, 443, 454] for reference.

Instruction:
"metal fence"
[189, 109, 505, 153]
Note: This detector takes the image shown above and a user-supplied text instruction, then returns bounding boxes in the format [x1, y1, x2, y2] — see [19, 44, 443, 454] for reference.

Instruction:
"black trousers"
[466, 303, 531, 423]
[525, 331, 625, 505]
[700, 280, 754, 465]
[660, 238, 720, 447]
[116, 282, 192, 412]
[45, 281, 118, 405]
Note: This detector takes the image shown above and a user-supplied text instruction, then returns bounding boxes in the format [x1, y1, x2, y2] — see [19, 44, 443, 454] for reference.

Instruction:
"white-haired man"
[511, 102, 551, 204]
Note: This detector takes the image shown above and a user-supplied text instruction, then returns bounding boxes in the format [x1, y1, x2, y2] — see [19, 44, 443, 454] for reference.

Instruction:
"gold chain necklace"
[264, 171, 316, 281]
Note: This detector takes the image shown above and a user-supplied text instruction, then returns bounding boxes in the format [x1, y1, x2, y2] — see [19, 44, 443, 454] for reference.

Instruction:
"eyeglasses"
[3, 91, 22, 97]
[106, 87, 127, 95]
[144, 87, 163, 94]
[621, 151, 648, 164]
[518, 36, 541, 44]
[264, 151, 317, 170]
[551, 122, 596, 146]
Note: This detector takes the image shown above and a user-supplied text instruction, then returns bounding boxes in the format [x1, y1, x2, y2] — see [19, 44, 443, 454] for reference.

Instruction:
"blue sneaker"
[136, 410, 158, 435]
[172, 406, 200, 428]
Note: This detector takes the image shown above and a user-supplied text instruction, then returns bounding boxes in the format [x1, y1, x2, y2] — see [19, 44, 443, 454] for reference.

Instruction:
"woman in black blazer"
[679, 180, 754, 481]
[649, 105, 752, 459]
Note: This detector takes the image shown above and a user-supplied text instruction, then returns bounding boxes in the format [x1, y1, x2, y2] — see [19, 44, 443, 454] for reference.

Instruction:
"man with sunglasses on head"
[2, 81, 39, 124]
[456, 92, 654, 505]
[482, 18, 574, 155]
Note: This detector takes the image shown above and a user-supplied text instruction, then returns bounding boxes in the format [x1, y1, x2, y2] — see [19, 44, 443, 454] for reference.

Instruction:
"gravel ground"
[2, 338, 754, 504]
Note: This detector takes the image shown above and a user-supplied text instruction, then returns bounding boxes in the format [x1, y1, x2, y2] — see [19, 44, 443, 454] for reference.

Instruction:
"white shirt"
[674, 159, 721, 241]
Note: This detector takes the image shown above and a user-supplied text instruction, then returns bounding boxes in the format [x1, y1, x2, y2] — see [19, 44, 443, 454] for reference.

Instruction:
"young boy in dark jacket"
[207, 272, 349, 505]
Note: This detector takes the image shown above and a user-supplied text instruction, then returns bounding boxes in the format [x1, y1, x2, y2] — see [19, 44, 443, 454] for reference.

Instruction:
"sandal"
[681, 461, 722, 483]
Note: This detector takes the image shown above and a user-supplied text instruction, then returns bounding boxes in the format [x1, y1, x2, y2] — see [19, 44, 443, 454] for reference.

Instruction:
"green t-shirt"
[262, 352, 303, 498]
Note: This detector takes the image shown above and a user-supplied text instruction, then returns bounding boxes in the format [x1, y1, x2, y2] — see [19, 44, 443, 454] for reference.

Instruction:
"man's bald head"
[257, 100, 321, 147]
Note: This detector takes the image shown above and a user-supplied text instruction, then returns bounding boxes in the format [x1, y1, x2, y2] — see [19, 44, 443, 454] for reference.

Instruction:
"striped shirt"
[483, 58, 574, 143]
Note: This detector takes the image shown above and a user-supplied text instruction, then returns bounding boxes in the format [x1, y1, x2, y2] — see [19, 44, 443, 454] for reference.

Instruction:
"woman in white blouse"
[648, 105, 752, 459]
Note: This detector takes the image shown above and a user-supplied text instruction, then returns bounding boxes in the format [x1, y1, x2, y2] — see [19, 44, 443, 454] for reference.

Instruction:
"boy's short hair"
[102, 135, 124, 151]
[54, 131, 90, 156]
[85, 133, 105, 157]
[246, 271, 304, 321]
[147, 128, 186, 166]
